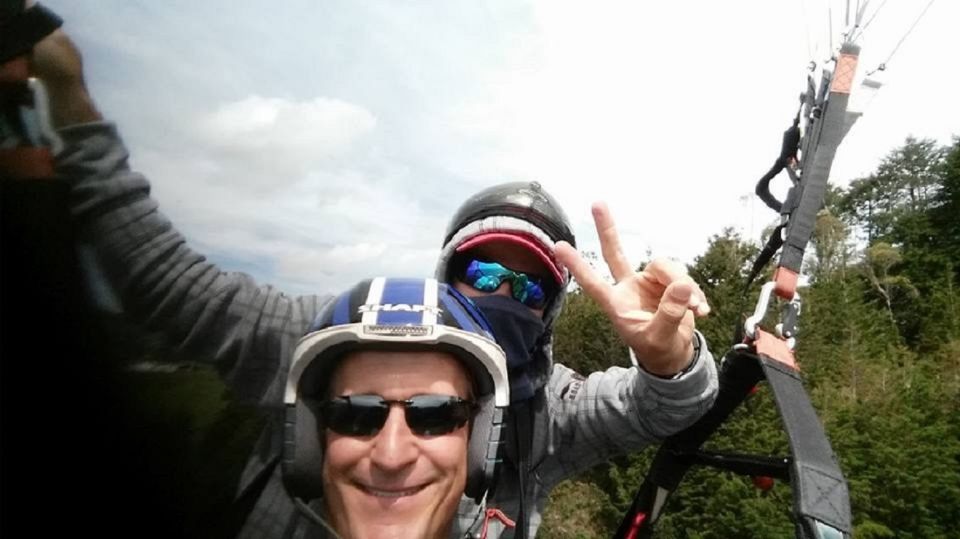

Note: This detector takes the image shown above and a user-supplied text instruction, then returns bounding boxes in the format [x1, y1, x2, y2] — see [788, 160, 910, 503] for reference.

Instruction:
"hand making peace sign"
[555, 202, 710, 376]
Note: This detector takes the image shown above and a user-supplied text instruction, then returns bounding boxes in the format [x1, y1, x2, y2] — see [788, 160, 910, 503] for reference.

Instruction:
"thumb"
[646, 281, 694, 346]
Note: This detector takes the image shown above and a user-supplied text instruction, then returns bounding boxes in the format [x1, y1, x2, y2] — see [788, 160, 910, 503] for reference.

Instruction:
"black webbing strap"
[778, 43, 859, 277]
[754, 109, 802, 213]
[758, 356, 851, 537]
[511, 399, 533, 539]
[743, 223, 785, 293]
[0, 3, 63, 64]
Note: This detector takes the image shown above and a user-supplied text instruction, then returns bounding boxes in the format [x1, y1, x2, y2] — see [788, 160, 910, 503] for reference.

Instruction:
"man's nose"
[491, 281, 513, 297]
[369, 406, 418, 471]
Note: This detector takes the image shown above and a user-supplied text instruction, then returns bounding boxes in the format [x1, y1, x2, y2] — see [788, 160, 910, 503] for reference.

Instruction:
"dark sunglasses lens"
[464, 259, 553, 307]
[322, 395, 388, 436]
[404, 395, 474, 436]
[514, 279, 547, 309]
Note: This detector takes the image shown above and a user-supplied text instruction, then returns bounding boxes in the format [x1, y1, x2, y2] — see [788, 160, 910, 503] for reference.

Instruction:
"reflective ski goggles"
[459, 259, 554, 309]
[320, 394, 478, 437]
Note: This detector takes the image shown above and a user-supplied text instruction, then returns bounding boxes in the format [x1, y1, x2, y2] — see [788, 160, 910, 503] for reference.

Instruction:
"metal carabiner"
[744, 281, 801, 345]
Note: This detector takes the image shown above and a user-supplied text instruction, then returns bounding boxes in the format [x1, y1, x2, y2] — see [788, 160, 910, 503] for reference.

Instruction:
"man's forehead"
[332, 349, 471, 387]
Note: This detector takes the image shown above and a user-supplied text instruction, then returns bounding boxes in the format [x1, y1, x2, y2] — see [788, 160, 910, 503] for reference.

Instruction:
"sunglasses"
[319, 394, 478, 437]
[460, 259, 554, 309]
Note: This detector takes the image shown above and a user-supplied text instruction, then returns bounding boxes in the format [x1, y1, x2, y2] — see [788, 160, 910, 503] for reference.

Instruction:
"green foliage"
[828, 356, 960, 538]
[553, 289, 630, 374]
[687, 227, 759, 348]
[538, 480, 621, 538]
[839, 137, 944, 244]
[116, 369, 265, 537]
[90, 314, 265, 538]
[929, 137, 960, 266]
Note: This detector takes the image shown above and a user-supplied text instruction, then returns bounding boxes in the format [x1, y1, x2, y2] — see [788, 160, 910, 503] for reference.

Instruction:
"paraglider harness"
[613, 40, 865, 539]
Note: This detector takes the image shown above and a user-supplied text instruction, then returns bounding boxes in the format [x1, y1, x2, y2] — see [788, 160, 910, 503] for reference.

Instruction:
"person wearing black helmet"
[282, 277, 509, 539]
[28, 24, 717, 539]
[436, 182, 718, 538]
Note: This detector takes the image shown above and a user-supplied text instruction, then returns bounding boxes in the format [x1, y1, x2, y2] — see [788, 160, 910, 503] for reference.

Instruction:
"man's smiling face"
[321, 349, 472, 539]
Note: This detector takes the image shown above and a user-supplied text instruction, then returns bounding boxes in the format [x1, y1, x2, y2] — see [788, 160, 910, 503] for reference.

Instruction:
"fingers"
[28, 30, 101, 127]
[642, 258, 689, 284]
[555, 241, 612, 312]
[645, 280, 696, 354]
[642, 258, 710, 316]
[591, 202, 634, 283]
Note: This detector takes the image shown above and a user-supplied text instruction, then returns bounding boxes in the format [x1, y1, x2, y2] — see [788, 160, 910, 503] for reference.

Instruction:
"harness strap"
[754, 109, 802, 213]
[776, 44, 860, 299]
[511, 399, 533, 539]
[758, 354, 851, 537]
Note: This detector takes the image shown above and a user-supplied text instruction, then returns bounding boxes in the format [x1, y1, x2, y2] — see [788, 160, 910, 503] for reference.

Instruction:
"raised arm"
[32, 27, 330, 403]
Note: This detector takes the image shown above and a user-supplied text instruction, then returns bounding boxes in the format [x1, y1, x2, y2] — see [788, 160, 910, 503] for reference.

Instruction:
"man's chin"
[345, 521, 431, 539]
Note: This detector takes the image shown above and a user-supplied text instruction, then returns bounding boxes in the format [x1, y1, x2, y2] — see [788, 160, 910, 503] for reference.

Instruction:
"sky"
[46, 0, 959, 296]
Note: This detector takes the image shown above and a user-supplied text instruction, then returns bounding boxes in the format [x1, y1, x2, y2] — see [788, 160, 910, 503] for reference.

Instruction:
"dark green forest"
[96, 136, 959, 538]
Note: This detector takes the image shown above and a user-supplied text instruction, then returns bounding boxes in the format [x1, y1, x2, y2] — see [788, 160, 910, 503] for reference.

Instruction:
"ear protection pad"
[282, 400, 325, 501]
[465, 395, 506, 502]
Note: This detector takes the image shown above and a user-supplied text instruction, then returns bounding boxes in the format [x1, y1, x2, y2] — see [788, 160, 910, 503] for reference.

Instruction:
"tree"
[839, 137, 944, 244]
[810, 208, 851, 282]
[687, 227, 759, 348]
[861, 242, 918, 335]
[929, 137, 960, 271]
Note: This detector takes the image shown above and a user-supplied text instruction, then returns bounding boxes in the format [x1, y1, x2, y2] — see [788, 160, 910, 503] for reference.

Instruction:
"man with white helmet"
[280, 277, 509, 538]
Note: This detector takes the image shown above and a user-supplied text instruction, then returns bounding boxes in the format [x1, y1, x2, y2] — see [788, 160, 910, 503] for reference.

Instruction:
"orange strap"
[773, 266, 799, 301]
[754, 328, 798, 371]
[0, 56, 30, 83]
[0, 148, 55, 180]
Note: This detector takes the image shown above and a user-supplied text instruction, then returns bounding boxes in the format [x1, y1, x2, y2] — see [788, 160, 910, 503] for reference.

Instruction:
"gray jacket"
[56, 121, 719, 538]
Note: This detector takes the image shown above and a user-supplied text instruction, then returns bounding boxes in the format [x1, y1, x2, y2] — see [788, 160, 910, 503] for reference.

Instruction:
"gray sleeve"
[540, 331, 719, 484]
[55, 121, 331, 404]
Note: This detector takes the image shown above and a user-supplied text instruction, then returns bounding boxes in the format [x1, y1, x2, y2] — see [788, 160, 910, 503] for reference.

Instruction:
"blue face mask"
[470, 294, 546, 402]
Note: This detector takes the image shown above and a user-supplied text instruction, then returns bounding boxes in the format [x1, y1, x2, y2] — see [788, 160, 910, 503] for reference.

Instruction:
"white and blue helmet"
[283, 277, 509, 503]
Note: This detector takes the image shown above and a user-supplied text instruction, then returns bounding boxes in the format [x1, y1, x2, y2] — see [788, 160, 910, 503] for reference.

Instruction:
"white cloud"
[272, 244, 440, 295]
[191, 95, 377, 189]
[197, 96, 375, 158]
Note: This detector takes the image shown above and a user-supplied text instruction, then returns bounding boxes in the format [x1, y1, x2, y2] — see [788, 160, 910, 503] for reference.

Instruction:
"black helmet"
[436, 181, 575, 318]
[442, 181, 576, 250]
[282, 277, 509, 505]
